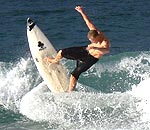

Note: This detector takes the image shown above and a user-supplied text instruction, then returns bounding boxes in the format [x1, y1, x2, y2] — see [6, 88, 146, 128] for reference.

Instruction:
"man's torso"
[88, 33, 110, 59]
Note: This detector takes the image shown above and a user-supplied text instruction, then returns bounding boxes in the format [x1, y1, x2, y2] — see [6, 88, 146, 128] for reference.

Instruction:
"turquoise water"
[0, 0, 150, 130]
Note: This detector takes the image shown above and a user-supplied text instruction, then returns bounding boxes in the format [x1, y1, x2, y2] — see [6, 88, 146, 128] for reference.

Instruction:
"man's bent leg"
[69, 74, 77, 91]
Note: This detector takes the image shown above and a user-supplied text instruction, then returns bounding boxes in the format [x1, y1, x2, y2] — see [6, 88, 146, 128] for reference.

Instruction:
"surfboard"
[27, 18, 69, 92]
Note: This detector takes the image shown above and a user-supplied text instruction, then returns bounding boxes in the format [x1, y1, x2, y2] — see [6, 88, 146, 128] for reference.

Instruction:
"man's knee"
[71, 71, 80, 80]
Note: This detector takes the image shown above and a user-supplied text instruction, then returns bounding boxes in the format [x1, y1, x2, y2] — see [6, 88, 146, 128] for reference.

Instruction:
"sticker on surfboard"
[38, 41, 46, 51]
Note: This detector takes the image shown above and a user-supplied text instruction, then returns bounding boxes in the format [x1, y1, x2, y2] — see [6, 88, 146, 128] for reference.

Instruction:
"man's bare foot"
[43, 57, 58, 64]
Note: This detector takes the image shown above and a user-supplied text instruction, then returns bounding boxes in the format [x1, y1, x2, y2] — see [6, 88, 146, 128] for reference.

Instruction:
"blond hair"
[87, 30, 98, 39]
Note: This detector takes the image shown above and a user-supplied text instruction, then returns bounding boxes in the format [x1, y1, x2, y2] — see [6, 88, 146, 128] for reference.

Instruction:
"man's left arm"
[89, 41, 110, 49]
[97, 42, 110, 54]
[88, 42, 110, 54]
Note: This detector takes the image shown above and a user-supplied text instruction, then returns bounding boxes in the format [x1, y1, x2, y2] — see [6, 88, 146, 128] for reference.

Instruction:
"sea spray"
[130, 79, 150, 128]
[0, 58, 42, 111]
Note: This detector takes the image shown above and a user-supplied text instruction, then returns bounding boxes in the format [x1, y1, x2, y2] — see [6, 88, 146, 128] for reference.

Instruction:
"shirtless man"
[43, 6, 110, 91]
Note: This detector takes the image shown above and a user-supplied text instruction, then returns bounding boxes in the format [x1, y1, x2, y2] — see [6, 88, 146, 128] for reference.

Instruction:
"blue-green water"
[0, 0, 150, 130]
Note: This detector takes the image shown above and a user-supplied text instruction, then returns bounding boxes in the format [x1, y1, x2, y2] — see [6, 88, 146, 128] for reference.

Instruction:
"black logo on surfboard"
[38, 41, 46, 51]
[27, 18, 35, 31]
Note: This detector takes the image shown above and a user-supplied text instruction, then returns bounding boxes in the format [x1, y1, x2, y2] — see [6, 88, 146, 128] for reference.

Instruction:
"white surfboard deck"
[27, 18, 69, 92]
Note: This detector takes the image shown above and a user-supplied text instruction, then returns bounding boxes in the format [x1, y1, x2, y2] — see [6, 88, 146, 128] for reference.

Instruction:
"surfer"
[43, 6, 110, 91]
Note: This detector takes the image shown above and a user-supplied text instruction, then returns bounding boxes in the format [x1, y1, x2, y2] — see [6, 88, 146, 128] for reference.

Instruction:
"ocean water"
[0, 0, 150, 130]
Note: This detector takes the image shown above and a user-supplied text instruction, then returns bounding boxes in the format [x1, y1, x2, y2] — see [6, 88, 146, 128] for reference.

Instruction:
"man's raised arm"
[75, 6, 100, 32]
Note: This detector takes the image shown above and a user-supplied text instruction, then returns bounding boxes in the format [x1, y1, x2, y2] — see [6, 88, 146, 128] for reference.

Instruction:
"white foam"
[130, 78, 150, 125]
[1, 52, 150, 129]
[0, 58, 41, 111]
[94, 52, 150, 80]
[18, 52, 150, 129]
[20, 82, 146, 129]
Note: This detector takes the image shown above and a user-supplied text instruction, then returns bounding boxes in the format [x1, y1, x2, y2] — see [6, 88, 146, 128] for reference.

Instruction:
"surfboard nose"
[27, 18, 33, 24]
[27, 18, 35, 31]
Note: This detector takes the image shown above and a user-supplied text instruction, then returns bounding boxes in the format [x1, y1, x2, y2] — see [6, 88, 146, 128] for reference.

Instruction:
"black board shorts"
[61, 46, 99, 79]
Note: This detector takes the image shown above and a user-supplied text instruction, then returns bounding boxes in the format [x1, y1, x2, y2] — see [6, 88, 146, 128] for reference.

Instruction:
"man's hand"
[86, 45, 94, 51]
[75, 6, 84, 13]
